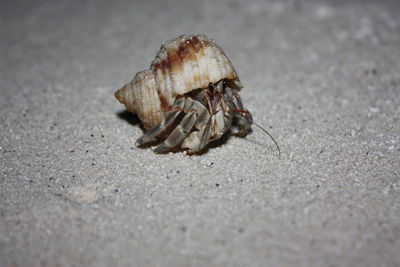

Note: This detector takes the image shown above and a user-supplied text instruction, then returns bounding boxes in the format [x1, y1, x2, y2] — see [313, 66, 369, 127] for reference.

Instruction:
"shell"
[115, 34, 243, 130]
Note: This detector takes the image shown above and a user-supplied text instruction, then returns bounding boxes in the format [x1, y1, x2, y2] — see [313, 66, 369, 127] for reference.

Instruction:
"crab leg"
[211, 99, 233, 141]
[153, 109, 197, 153]
[136, 97, 185, 146]
[224, 87, 252, 135]
[181, 116, 213, 153]
[180, 99, 212, 153]
[153, 97, 211, 153]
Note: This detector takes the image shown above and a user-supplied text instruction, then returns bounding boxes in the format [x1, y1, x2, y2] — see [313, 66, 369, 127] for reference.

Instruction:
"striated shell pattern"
[115, 34, 243, 130]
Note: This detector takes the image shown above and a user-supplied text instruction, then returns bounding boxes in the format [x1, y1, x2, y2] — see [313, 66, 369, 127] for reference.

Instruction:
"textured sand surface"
[1, 1, 399, 266]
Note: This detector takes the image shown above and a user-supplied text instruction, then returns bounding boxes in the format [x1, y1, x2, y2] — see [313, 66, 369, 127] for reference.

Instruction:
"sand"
[1, 0, 399, 266]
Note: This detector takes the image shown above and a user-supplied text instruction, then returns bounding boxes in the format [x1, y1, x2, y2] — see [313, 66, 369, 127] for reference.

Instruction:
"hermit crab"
[115, 34, 279, 154]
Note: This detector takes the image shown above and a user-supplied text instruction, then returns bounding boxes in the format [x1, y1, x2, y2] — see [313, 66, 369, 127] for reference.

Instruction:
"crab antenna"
[251, 120, 281, 158]
[235, 112, 281, 158]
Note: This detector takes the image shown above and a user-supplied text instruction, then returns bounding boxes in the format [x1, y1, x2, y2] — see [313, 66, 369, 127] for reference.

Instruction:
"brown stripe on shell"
[152, 47, 172, 113]
[167, 41, 183, 75]
[156, 88, 171, 112]
[177, 40, 188, 61]
[151, 35, 237, 96]
[152, 57, 171, 71]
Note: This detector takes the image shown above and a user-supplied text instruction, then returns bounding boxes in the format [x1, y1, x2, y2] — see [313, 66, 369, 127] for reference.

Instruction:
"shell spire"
[115, 34, 243, 130]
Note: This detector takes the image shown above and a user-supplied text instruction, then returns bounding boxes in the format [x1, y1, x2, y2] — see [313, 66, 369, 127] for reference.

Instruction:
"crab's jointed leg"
[137, 81, 253, 154]
[154, 97, 213, 153]
[137, 96, 214, 153]
[224, 87, 252, 136]
[136, 97, 186, 146]
[153, 112, 197, 153]
[181, 116, 213, 153]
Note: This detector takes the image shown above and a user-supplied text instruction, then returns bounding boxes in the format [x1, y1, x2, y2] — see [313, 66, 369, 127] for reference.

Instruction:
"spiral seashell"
[115, 34, 243, 130]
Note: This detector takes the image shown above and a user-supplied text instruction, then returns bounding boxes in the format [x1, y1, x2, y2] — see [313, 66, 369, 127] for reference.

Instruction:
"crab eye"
[222, 80, 227, 92]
